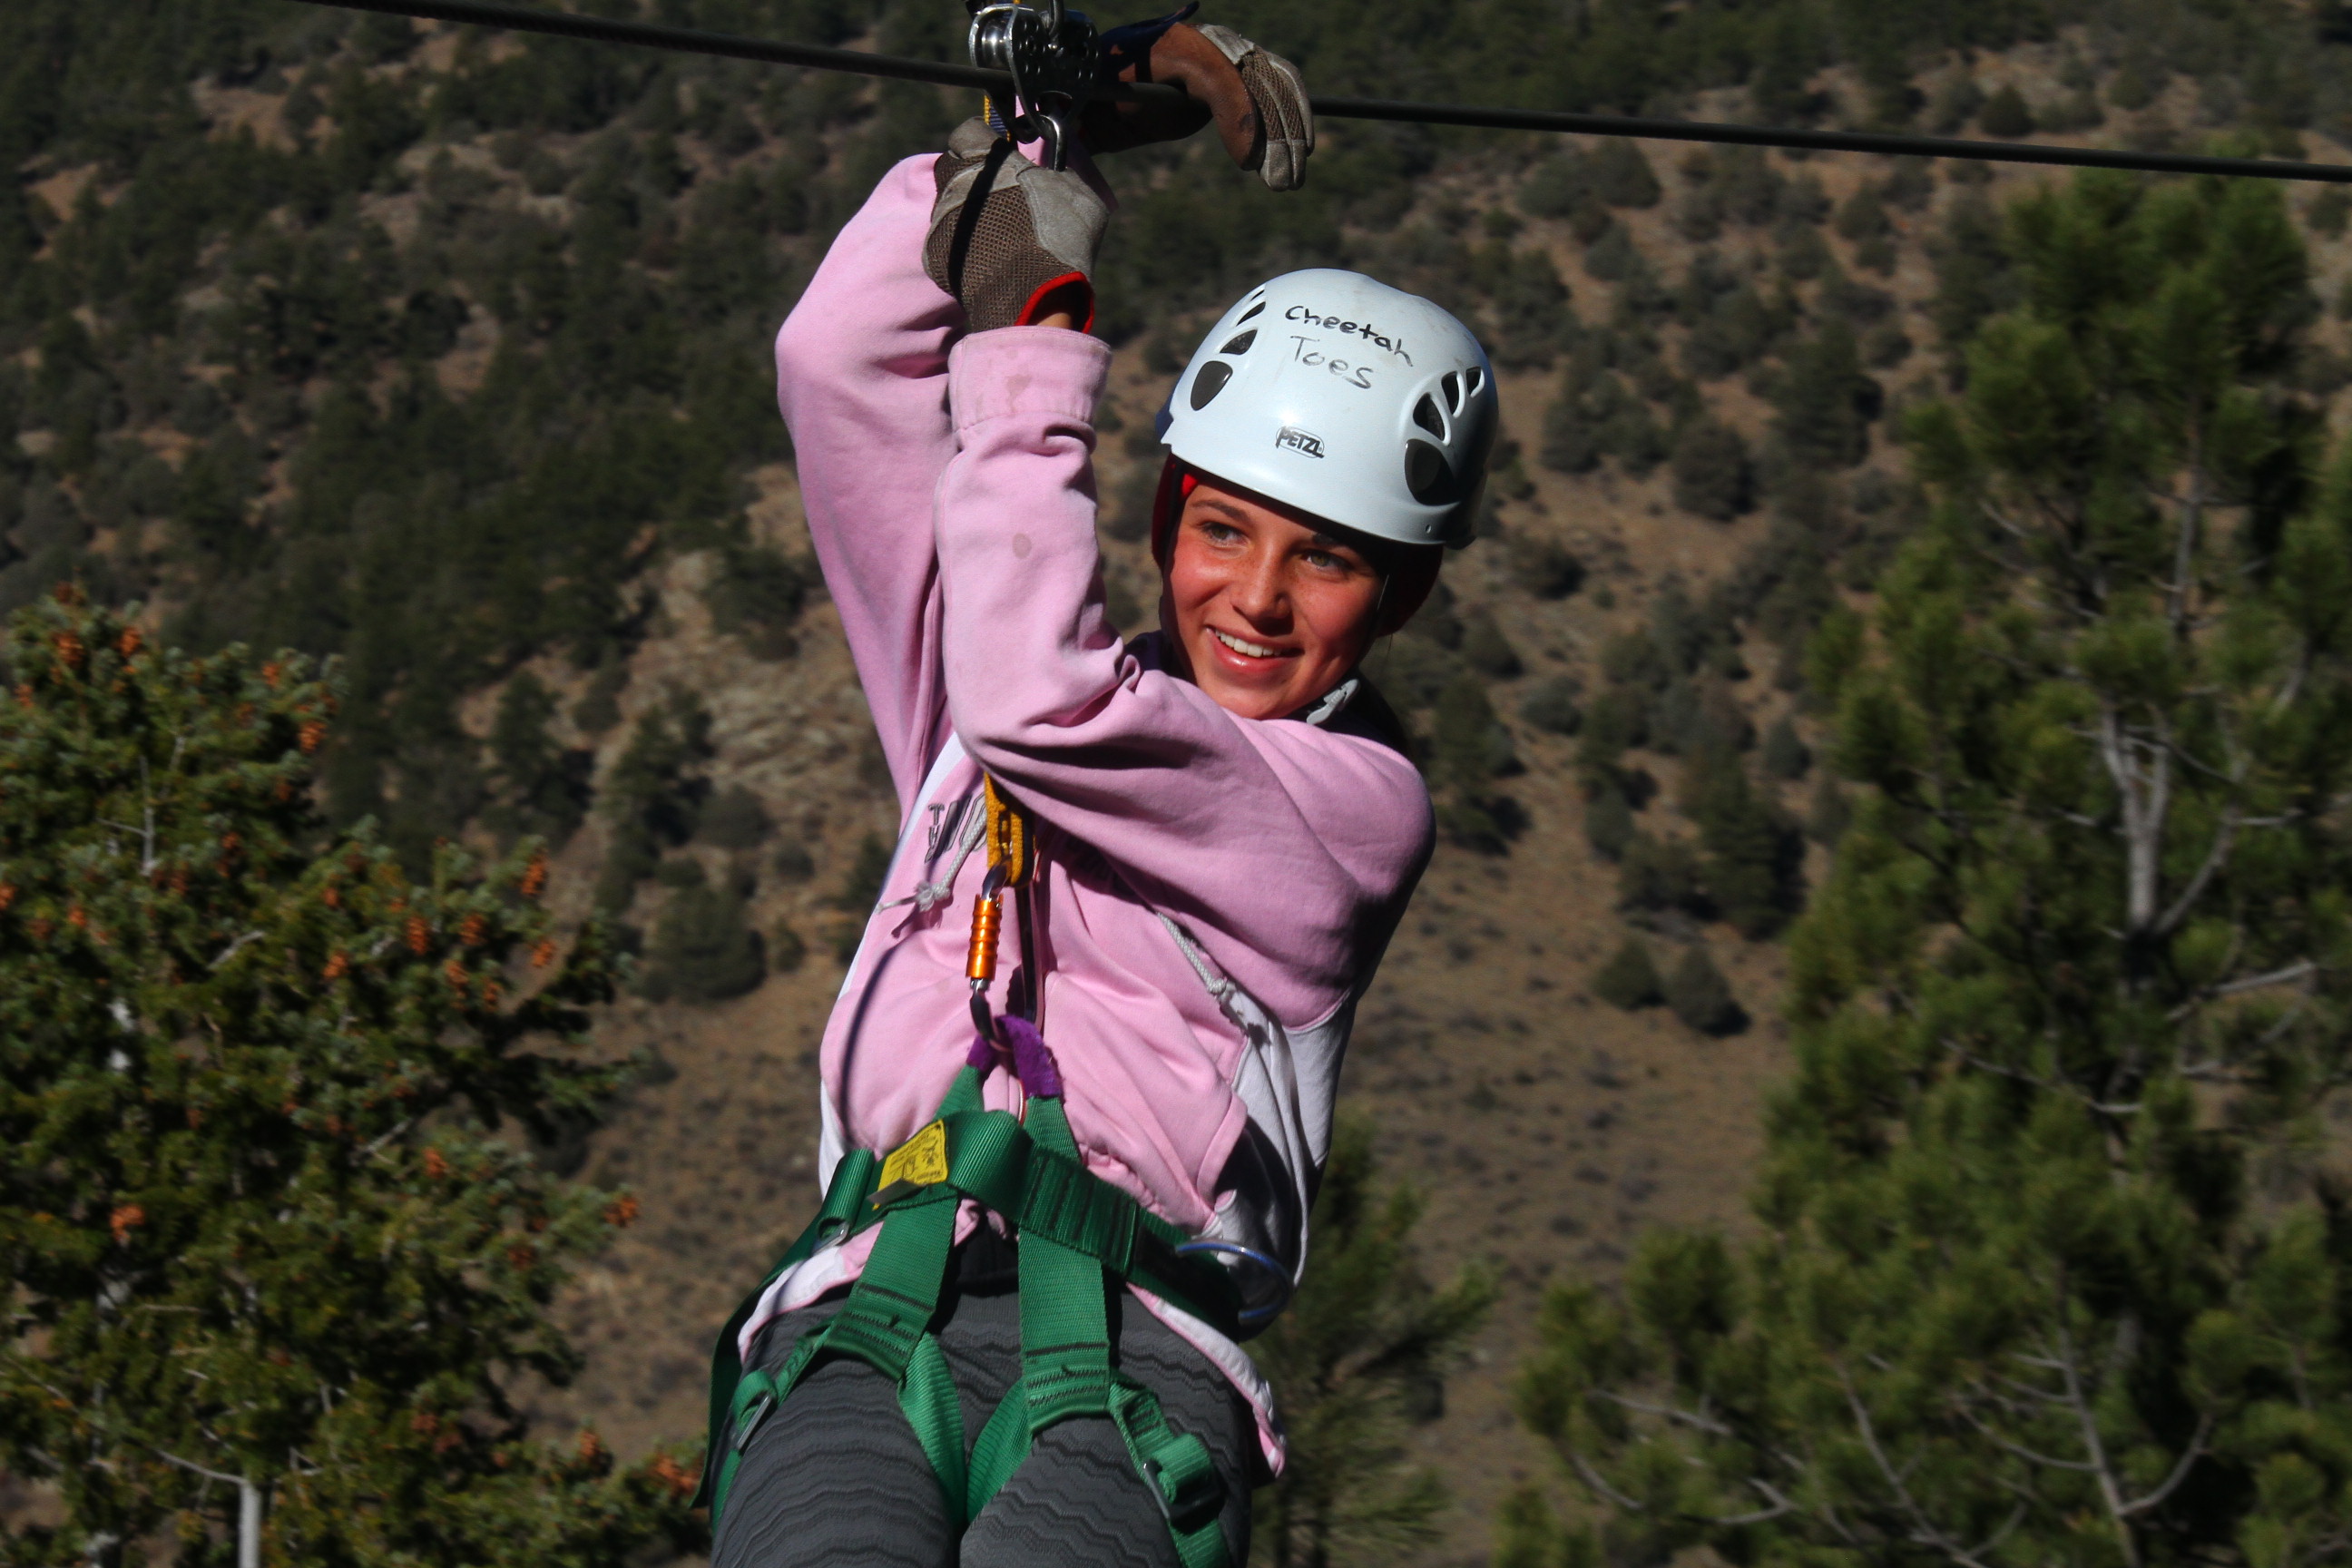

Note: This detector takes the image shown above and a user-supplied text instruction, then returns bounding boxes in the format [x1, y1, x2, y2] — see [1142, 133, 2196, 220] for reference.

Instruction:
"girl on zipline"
[702, 23, 1497, 1564]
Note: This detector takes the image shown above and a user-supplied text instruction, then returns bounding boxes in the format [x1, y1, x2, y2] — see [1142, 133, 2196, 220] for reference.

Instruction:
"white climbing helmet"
[1155, 269, 1498, 549]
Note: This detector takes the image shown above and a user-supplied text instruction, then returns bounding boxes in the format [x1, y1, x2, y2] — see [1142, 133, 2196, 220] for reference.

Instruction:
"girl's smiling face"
[1158, 475, 1387, 720]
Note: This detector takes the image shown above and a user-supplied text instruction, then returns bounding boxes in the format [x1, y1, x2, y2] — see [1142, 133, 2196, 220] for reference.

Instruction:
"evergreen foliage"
[1615, 831, 1706, 919]
[1769, 320, 1879, 470]
[1428, 672, 1523, 853]
[698, 784, 774, 850]
[1670, 419, 1755, 522]
[0, 591, 698, 1566]
[485, 670, 592, 848]
[1659, 943, 1742, 1034]
[1583, 785, 1636, 862]
[1250, 1120, 1494, 1568]
[1508, 536, 1583, 601]
[1591, 937, 1663, 1010]
[1686, 746, 1805, 939]
[1515, 171, 2352, 1568]
[703, 543, 810, 662]
[1978, 82, 2038, 137]
[1459, 607, 1524, 680]
[1586, 140, 1661, 211]
[828, 829, 892, 962]
[1520, 676, 1583, 737]
[640, 862, 765, 1003]
[1759, 714, 1810, 779]
[593, 692, 712, 913]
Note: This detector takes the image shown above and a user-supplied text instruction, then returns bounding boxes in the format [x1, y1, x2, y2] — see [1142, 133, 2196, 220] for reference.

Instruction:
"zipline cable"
[299, 0, 2352, 185]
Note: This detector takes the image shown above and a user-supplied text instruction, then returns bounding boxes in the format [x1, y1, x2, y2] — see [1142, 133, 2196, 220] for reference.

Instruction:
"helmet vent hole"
[1189, 360, 1234, 411]
[1412, 394, 1446, 439]
[1441, 371, 1464, 414]
[1220, 329, 1258, 355]
[1237, 300, 1267, 324]
[1464, 367, 1485, 397]
[1405, 439, 1463, 505]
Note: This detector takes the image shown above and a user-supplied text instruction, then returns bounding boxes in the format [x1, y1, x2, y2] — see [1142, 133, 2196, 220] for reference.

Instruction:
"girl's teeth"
[1213, 629, 1280, 659]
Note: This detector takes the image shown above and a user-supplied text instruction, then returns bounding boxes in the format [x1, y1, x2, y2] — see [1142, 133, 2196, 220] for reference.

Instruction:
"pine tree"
[641, 862, 765, 1003]
[1250, 1121, 1495, 1568]
[1591, 937, 1662, 1010]
[1514, 171, 2352, 1568]
[485, 671, 591, 848]
[1429, 672, 1523, 853]
[1670, 419, 1755, 522]
[0, 592, 699, 1567]
[1660, 945, 1742, 1036]
[1769, 319, 1877, 469]
[1685, 746, 1805, 939]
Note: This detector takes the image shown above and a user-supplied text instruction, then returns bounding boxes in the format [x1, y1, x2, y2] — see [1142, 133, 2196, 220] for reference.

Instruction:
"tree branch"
[2049, 1311, 2142, 1568]
[2114, 1412, 2212, 1519]
[2169, 959, 2318, 1022]
[1836, 1365, 2000, 1568]
[1953, 1403, 2102, 1473]
[1592, 1390, 1737, 1439]
[2151, 807, 2239, 939]
[209, 931, 263, 970]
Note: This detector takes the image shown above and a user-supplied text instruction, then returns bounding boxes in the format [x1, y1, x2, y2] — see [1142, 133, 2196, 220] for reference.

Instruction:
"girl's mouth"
[1210, 627, 1292, 662]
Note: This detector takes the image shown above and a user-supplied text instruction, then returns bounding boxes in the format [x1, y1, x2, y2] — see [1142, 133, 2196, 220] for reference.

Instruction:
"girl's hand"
[925, 120, 1111, 333]
[1081, 23, 1314, 191]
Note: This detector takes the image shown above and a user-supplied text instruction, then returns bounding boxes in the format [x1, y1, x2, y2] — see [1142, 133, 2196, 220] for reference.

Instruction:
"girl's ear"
[1149, 456, 1195, 570]
[1373, 548, 1443, 637]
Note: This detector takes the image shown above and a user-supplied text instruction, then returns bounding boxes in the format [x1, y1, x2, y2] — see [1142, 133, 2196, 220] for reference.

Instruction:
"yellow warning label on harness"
[878, 1120, 949, 1191]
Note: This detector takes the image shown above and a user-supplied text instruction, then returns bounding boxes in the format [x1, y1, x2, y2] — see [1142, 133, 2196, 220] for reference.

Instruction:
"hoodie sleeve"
[772, 154, 960, 813]
[935, 328, 1435, 1026]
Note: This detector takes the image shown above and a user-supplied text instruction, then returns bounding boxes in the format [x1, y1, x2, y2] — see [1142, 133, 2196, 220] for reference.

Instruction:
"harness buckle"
[733, 1392, 776, 1452]
[1141, 1447, 1225, 1530]
[869, 1178, 926, 1211]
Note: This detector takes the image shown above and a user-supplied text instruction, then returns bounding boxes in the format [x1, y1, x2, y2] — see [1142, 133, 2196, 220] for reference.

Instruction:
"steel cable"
[299, 0, 2352, 185]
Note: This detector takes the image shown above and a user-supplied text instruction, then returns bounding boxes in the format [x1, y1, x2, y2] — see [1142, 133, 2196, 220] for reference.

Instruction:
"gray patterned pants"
[709, 1286, 1258, 1567]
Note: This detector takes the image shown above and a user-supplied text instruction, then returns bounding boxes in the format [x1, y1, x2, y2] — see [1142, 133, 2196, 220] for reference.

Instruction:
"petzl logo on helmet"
[1275, 426, 1326, 458]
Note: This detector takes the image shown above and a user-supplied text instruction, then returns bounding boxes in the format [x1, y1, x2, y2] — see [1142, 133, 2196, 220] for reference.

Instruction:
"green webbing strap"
[901, 1324, 972, 1516]
[703, 1067, 1233, 1565]
[933, 1108, 1242, 1338]
[747, 1066, 994, 1524]
[963, 1093, 1108, 1512]
[963, 1093, 1231, 1568]
[1110, 1377, 1231, 1568]
[1014, 1097, 1117, 1433]
[694, 1144, 878, 1508]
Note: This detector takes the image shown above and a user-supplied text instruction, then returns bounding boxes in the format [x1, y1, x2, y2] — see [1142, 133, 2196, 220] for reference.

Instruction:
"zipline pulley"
[967, 0, 1100, 169]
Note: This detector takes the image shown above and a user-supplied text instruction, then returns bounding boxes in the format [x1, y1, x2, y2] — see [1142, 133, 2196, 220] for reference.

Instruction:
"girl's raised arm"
[773, 155, 963, 815]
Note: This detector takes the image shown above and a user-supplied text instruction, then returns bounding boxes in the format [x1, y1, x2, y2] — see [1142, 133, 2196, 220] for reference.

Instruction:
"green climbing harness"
[694, 1057, 1244, 1567]
[696, 778, 1244, 1564]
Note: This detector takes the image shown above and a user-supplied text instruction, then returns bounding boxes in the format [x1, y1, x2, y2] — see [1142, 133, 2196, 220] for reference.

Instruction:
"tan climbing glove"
[925, 117, 1111, 333]
[1082, 22, 1314, 191]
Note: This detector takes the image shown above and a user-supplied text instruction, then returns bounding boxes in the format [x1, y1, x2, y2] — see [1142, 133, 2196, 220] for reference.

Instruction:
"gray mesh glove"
[1079, 22, 1315, 192]
[1193, 24, 1314, 191]
[924, 118, 1110, 333]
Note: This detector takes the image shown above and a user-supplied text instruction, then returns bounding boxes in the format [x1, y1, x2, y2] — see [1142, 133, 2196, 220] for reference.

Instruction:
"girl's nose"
[1229, 548, 1289, 623]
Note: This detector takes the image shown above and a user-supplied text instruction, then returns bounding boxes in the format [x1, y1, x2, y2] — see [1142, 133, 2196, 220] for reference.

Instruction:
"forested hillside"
[14, 0, 2352, 1562]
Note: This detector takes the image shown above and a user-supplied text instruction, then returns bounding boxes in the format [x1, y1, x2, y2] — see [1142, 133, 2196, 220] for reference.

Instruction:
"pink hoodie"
[736, 153, 1435, 1455]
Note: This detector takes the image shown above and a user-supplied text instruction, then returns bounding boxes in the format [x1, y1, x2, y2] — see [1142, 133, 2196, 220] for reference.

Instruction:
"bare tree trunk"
[238, 1478, 262, 1568]
[155, 1452, 265, 1568]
